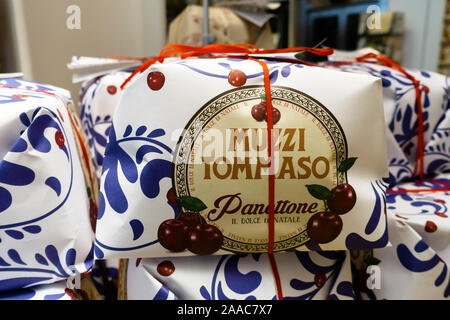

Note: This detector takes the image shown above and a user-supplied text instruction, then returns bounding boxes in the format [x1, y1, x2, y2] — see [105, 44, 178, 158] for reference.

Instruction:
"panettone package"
[325, 49, 450, 185]
[94, 48, 390, 259]
[0, 77, 95, 292]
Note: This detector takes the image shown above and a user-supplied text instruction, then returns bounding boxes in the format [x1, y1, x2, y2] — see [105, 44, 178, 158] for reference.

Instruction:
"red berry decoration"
[314, 272, 327, 288]
[55, 131, 65, 147]
[265, 107, 281, 125]
[166, 188, 177, 204]
[251, 101, 266, 121]
[147, 71, 165, 91]
[327, 183, 357, 215]
[425, 220, 437, 233]
[228, 69, 247, 87]
[187, 224, 223, 255]
[306, 211, 343, 244]
[157, 219, 189, 252]
[435, 212, 448, 218]
[178, 212, 204, 230]
[107, 85, 117, 95]
[157, 260, 175, 277]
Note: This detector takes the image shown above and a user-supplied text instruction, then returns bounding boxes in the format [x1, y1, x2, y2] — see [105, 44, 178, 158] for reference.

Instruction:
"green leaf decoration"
[260, 93, 266, 101]
[338, 157, 357, 173]
[305, 184, 332, 201]
[177, 196, 207, 212]
[364, 256, 381, 266]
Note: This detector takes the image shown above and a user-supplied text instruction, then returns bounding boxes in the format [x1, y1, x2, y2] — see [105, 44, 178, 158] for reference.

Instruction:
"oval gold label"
[173, 86, 347, 252]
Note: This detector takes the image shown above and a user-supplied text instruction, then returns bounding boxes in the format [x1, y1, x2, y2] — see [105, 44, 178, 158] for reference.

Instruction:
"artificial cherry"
[265, 107, 281, 125]
[327, 183, 357, 215]
[425, 221, 437, 233]
[157, 260, 175, 277]
[107, 85, 117, 95]
[251, 101, 266, 121]
[314, 272, 327, 288]
[147, 71, 165, 91]
[178, 212, 205, 230]
[306, 211, 342, 244]
[55, 131, 65, 147]
[187, 224, 223, 255]
[157, 219, 189, 252]
[228, 69, 247, 87]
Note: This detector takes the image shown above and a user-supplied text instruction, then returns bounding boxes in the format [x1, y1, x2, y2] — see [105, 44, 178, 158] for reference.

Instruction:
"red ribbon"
[328, 53, 426, 181]
[120, 44, 334, 300]
[120, 43, 333, 90]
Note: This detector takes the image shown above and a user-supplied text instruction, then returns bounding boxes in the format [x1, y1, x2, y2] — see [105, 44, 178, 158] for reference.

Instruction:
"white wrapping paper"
[94, 57, 390, 259]
[0, 78, 94, 292]
[325, 50, 450, 185]
[362, 173, 450, 300]
[79, 71, 131, 179]
[126, 251, 354, 300]
[0, 280, 71, 300]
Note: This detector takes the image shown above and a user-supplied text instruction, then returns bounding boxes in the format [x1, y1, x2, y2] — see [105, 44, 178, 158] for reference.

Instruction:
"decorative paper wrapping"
[75, 60, 138, 299]
[0, 274, 103, 300]
[94, 56, 390, 260]
[325, 50, 450, 185]
[0, 78, 95, 292]
[0, 280, 71, 300]
[125, 251, 354, 300]
[359, 173, 450, 300]
[79, 71, 132, 179]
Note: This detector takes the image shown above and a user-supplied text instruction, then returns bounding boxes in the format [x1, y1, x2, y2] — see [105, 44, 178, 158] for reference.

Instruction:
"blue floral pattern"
[126, 251, 355, 300]
[325, 62, 450, 185]
[0, 280, 71, 300]
[79, 72, 132, 179]
[0, 81, 94, 293]
[362, 172, 450, 300]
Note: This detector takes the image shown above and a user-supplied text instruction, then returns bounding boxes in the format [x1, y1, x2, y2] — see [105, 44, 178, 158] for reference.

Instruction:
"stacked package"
[0, 77, 98, 299]
[323, 50, 450, 299]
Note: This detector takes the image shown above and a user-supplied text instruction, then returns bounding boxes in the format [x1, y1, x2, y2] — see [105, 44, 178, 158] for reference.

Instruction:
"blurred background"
[0, 0, 448, 99]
